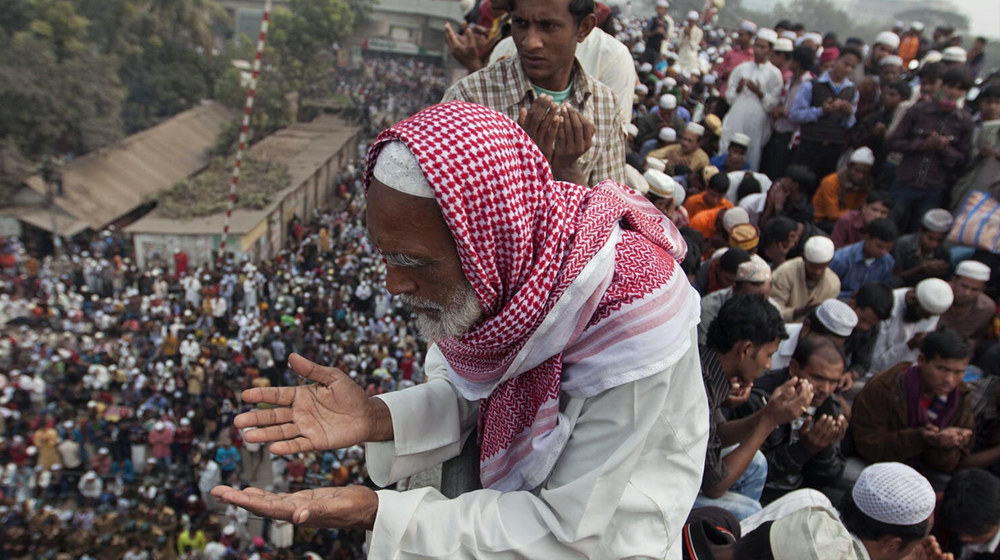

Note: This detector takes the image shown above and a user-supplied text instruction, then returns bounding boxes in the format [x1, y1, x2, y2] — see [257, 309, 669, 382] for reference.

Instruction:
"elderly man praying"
[212, 101, 708, 559]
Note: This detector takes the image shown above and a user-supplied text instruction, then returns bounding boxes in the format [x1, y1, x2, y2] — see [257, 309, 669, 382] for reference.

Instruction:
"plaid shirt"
[442, 56, 626, 187]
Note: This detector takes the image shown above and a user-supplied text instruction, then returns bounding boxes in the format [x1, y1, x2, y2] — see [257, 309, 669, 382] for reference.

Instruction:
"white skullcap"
[740, 20, 758, 33]
[955, 260, 991, 282]
[99, 447, 109, 455]
[942, 46, 967, 63]
[154, 421, 165, 431]
[731, 132, 752, 147]
[223, 525, 236, 535]
[633, 42, 646, 55]
[774, 38, 794, 53]
[922, 51, 943, 65]
[664, 77, 678, 89]
[737, 254, 771, 282]
[373, 141, 434, 199]
[687, 10, 699, 20]
[915, 278, 954, 315]
[63, 420, 74, 429]
[803, 32, 824, 45]
[644, 169, 675, 199]
[656, 0, 670, 7]
[702, 74, 717, 85]
[911, 21, 925, 32]
[921, 208, 954, 233]
[658, 127, 677, 142]
[671, 182, 686, 205]
[625, 165, 650, 195]
[849, 147, 876, 166]
[757, 28, 779, 45]
[645, 157, 666, 172]
[635, 84, 649, 96]
[770, 507, 856, 560]
[875, 31, 901, 50]
[659, 94, 677, 110]
[804, 236, 835, 264]
[815, 299, 858, 337]
[640, 62, 653, 73]
[722, 207, 750, 232]
[180, 417, 191, 426]
[781, 31, 798, 40]
[687, 122, 705, 136]
[626, 123, 639, 137]
[880, 55, 903, 67]
[853, 463, 935, 526]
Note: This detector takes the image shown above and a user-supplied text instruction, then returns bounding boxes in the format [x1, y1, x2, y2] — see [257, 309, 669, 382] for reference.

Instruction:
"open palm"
[236, 354, 376, 454]
[211, 485, 378, 530]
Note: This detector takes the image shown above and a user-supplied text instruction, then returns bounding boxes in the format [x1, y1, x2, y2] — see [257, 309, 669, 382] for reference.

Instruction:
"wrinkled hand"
[722, 380, 753, 409]
[212, 485, 378, 530]
[518, 95, 562, 162]
[800, 414, 848, 453]
[764, 377, 814, 426]
[551, 105, 595, 178]
[444, 22, 486, 72]
[237, 353, 391, 455]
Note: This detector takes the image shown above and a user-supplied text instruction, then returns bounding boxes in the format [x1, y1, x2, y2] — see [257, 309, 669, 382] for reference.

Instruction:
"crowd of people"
[1, 0, 1000, 558]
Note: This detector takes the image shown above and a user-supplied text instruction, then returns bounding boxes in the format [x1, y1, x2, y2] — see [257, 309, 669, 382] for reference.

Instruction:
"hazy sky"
[960, 0, 999, 39]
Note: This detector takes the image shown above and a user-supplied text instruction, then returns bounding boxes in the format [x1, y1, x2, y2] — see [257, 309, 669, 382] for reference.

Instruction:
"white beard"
[396, 282, 482, 342]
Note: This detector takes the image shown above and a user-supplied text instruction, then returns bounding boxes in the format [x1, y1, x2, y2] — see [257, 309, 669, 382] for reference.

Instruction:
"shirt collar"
[504, 57, 592, 112]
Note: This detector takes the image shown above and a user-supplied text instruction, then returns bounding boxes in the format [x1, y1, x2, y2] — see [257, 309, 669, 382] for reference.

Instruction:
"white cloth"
[721, 61, 784, 171]
[961, 524, 1000, 559]
[739, 193, 768, 226]
[366, 329, 709, 559]
[868, 288, 940, 376]
[677, 25, 704, 74]
[740, 488, 836, 534]
[770, 323, 802, 371]
[490, 29, 637, 132]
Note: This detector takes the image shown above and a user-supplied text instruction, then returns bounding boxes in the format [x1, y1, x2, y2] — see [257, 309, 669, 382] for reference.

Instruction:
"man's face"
[958, 523, 1000, 545]
[862, 201, 889, 225]
[903, 290, 933, 323]
[804, 260, 829, 283]
[753, 39, 772, 63]
[950, 276, 986, 307]
[918, 354, 969, 396]
[366, 180, 482, 341]
[717, 267, 738, 289]
[510, 0, 593, 91]
[737, 29, 752, 48]
[881, 86, 903, 109]
[980, 97, 1000, 121]
[656, 5, 668, 17]
[847, 163, 871, 186]
[703, 189, 723, 208]
[791, 354, 844, 407]
[941, 83, 969, 106]
[831, 54, 860, 81]
[852, 305, 881, 332]
[680, 130, 699, 154]
[880, 64, 902, 84]
[862, 236, 894, 260]
[727, 145, 747, 170]
[737, 339, 781, 385]
[872, 43, 893, 61]
[918, 229, 947, 253]
[771, 51, 789, 67]
[921, 78, 943, 98]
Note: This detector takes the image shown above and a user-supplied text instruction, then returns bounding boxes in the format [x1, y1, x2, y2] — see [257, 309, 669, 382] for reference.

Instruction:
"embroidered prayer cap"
[729, 224, 759, 251]
[921, 208, 954, 233]
[740, 20, 758, 33]
[731, 132, 752, 148]
[875, 31, 901, 50]
[687, 122, 705, 137]
[723, 207, 750, 233]
[955, 260, 990, 282]
[660, 94, 678, 110]
[852, 463, 935, 526]
[372, 141, 435, 199]
[770, 507, 861, 560]
[737, 254, 771, 282]
[774, 38, 794, 53]
[815, 299, 858, 337]
[757, 28, 779, 45]
[645, 169, 680, 201]
[804, 236, 835, 264]
[659, 127, 677, 142]
[849, 147, 876, 166]
[942, 46, 967, 63]
[880, 55, 904, 67]
[625, 165, 650, 196]
[915, 278, 954, 315]
[702, 165, 721, 183]
[704, 114, 723, 136]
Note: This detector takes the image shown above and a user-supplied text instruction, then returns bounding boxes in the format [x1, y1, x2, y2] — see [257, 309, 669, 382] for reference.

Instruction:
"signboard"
[364, 37, 421, 55]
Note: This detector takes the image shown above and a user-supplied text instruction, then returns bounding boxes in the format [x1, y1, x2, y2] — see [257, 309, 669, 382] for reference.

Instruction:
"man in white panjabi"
[676, 11, 704, 76]
[720, 29, 784, 171]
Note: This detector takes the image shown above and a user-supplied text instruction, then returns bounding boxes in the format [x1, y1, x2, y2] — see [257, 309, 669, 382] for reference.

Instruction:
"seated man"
[852, 329, 975, 484]
[636, 94, 686, 155]
[684, 169, 733, 219]
[644, 168, 690, 229]
[869, 278, 953, 375]
[214, 101, 708, 558]
[710, 132, 751, 173]
[759, 165, 818, 227]
[737, 336, 848, 500]
[812, 147, 876, 231]
[893, 208, 953, 287]
[757, 217, 799, 269]
[648, 122, 711, 175]
[829, 217, 898, 300]
[770, 236, 841, 322]
[830, 191, 893, 248]
[697, 294, 806, 519]
[691, 207, 751, 258]
[770, 299, 858, 371]
[841, 281, 895, 392]
[700, 255, 776, 345]
[694, 246, 750, 296]
[936, 469, 1000, 559]
[938, 260, 994, 345]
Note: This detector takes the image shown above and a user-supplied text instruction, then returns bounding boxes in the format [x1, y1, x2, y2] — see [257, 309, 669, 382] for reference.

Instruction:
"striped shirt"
[700, 345, 732, 491]
[442, 56, 626, 187]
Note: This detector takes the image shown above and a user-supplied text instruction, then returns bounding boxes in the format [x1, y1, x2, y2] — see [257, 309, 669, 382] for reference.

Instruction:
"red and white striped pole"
[217, 0, 273, 268]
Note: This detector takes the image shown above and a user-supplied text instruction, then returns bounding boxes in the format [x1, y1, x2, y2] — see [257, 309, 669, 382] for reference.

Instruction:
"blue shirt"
[215, 447, 241, 472]
[829, 241, 895, 299]
[789, 71, 859, 130]
[710, 153, 750, 171]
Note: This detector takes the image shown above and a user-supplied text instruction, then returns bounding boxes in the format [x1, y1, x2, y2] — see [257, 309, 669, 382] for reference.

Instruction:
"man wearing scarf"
[213, 101, 707, 559]
[851, 329, 975, 485]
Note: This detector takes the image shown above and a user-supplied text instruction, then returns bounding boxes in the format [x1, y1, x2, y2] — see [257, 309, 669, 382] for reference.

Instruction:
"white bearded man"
[211, 101, 708, 559]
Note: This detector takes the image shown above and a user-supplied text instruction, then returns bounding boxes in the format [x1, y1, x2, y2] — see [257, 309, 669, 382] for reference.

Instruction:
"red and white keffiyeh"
[364, 101, 700, 492]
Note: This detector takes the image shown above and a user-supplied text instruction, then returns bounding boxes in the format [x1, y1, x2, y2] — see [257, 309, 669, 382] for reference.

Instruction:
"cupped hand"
[212, 485, 379, 530]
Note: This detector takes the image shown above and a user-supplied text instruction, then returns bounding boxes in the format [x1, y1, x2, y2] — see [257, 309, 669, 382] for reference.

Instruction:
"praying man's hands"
[211, 485, 379, 531]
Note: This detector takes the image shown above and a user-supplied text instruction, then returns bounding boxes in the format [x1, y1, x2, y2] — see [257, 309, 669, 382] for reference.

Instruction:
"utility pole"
[40, 155, 62, 258]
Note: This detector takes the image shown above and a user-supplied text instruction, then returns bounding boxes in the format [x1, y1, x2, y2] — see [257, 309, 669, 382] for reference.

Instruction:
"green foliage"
[150, 156, 291, 219]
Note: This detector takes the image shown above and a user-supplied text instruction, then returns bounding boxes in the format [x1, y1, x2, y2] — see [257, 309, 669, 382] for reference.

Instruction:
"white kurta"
[676, 25, 704, 75]
[366, 329, 709, 559]
[720, 61, 784, 171]
[868, 289, 940, 376]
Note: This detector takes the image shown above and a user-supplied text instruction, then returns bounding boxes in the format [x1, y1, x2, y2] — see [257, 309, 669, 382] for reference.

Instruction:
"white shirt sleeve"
[368, 328, 709, 560]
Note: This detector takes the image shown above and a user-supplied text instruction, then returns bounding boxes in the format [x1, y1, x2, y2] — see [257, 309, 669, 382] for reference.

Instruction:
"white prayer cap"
[625, 165, 650, 196]
[658, 127, 677, 142]
[687, 122, 705, 137]
[757, 28, 779, 45]
[875, 31, 901, 50]
[942, 46, 967, 63]
[645, 157, 666, 172]
[702, 74, 717, 85]
[770, 507, 857, 560]
[955, 260, 991, 282]
[804, 236, 835, 264]
[740, 20, 757, 33]
[223, 525, 236, 536]
[774, 38, 794, 53]
[625, 123, 639, 137]
[373, 141, 434, 199]
[640, 62, 653, 73]
[894, 20, 904, 29]
[815, 299, 858, 337]
[63, 420, 74, 429]
[635, 83, 649, 96]
[180, 417, 191, 426]
[781, 31, 798, 41]
[731, 132, 752, 148]
[737, 255, 771, 282]
[659, 94, 677, 110]
[921, 208, 954, 233]
[633, 42, 646, 55]
[154, 421, 165, 431]
[99, 447, 109, 455]
[644, 169, 677, 200]
[915, 278, 954, 316]
[853, 463, 935, 526]
[849, 147, 876, 166]
[664, 77, 677, 89]
[656, 0, 670, 7]
[922, 51, 943, 66]
[880, 55, 903, 67]
[803, 32, 823, 45]
[722, 207, 750, 233]
[687, 10, 699, 20]
[911, 21, 925, 32]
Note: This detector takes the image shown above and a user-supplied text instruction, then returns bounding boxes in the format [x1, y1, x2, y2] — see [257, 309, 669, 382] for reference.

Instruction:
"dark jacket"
[800, 81, 857, 145]
[851, 363, 975, 473]
[886, 100, 974, 192]
[733, 368, 846, 493]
